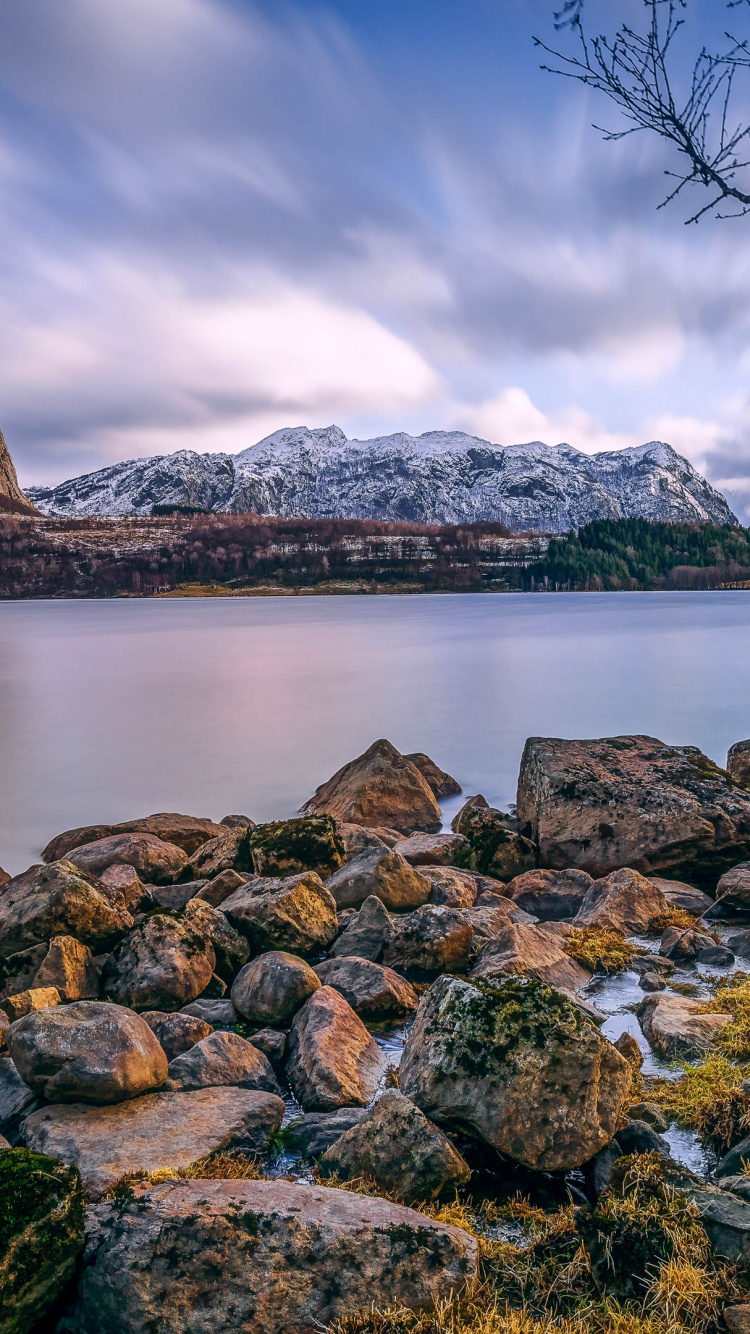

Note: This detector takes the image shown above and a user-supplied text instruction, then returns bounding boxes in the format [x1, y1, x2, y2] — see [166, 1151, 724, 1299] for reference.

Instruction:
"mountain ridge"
[26, 425, 738, 534]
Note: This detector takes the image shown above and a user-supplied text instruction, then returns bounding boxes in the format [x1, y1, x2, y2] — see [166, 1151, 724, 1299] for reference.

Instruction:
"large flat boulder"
[21, 1087, 285, 1198]
[503, 868, 593, 920]
[517, 734, 750, 881]
[0, 861, 132, 961]
[325, 846, 432, 911]
[470, 923, 591, 991]
[42, 814, 225, 862]
[399, 975, 631, 1171]
[637, 993, 732, 1058]
[573, 867, 668, 934]
[314, 956, 419, 1019]
[101, 915, 216, 1012]
[300, 738, 442, 834]
[248, 816, 345, 878]
[8, 1001, 168, 1104]
[284, 986, 387, 1111]
[63, 1178, 477, 1333]
[220, 872, 338, 957]
[65, 833, 188, 884]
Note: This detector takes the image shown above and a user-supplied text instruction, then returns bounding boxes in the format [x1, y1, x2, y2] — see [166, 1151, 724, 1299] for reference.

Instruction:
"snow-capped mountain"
[26, 426, 738, 533]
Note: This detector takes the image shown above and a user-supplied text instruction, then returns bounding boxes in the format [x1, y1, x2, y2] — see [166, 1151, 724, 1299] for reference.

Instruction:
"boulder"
[403, 752, 462, 797]
[381, 905, 473, 981]
[9, 1001, 167, 1104]
[698, 943, 734, 966]
[335, 822, 402, 857]
[450, 795, 490, 835]
[728, 740, 750, 789]
[393, 832, 469, 866]
[146, 882, 197, 911]
[613, 1030, 643, 1066]
[455, 904, 516, 942]
[165, 1030, 280, 1094]
[329, 894, 392, 961]
[285, 986, 387, 1111]
[716, 862, 750, 911]
[191, 868, 246, 907]
[314, 956, 419, 1019]
[22, 1087, 285, 1199]
[503, 868, 594, 921]
[42, 814, 225, 863]
[248, 1028, 286, 1063]
[637, 993, 732, 1058]
[639, 971, 666, 992]
[98, 864, 147, 914]
[180, 998, 237, 1028]
[614, 1118, 670, 1157]
[0, 945, 47, 1003]
[399, 975, 631, 1171]
[283, 1107, 368, 1158]
[0, 860, 132, 961]
[729, 929, 750, 959]
[248, 816, 345, 879]
[102, 915, 216, 1012]
[220, 872, 338, 957]
[0, 1060, 39, 1144]
[181, 898, 249, 981]
[470, 923, 591, 991]
[220, 814, 255, 830]
[0, 1146, 85, 1334]
[231, 951, 321, 1026]
[180, 825, 254, 882]
[63, 1178, 477, 1333]
[31, 934, 100, 1001]
[66, 833, 188, 884]
[573, 867, 668, 934]
[724, 1307, 750, 1334]
[517, 734, 750, 881]
[0, 866, 9, 889]
[300, 738, 442, 834]
[320, 1089, 470, 1202]
[1, 987, 61, 1021]
[452, 805, 536, 880]
[649, 877, 719, 918]
[659, 925, 717, 962]
[140, 1011, 213, 1063]
[415, 865, 478, 907]
[325, 846, 433, 912]
[717, 1136, 750, 1179]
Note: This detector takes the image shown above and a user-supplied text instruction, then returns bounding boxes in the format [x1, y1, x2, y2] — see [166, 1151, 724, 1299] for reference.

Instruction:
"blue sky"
[3, 0, 750, 516]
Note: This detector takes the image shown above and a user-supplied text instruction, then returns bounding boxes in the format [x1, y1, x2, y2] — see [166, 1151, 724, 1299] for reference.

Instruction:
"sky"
[3, 0, 750, 516]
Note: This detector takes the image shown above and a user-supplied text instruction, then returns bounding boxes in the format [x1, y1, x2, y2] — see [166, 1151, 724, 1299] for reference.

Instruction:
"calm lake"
[1, 590, 750, 876]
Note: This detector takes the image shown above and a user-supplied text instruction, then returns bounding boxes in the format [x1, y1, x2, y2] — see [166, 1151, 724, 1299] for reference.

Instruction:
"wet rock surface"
[329, 893, 392, 960]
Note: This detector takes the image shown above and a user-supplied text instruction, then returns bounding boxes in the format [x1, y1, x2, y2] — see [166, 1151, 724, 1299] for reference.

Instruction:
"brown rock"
[637, 993, 732, 1058]
[470, 923, 591, 991]
[9, 1000, 168, 1103]
[659, 925, 716, 962]
[32, 934, 100, 1001]
[416, 865, 477, 907]
[0, 426, 37, 508]
[300, 738, 442, 835]
[181, 898, 249, 981]
[231, 951, 321, 1026]
[451, 805, 536, 880]
[140, 1011, 213, 1062]
[517, 734, 750, 881]
[191, 867, 246, 906]
[180, 825, 254, 881]
[21, 1087, 284, 1198]
[503, 868, 593, 921]
[98, 863, 147, 913]
[42, 813, 225, 863]
[102, 915, 216, 1011]
[399, 975, 630, 1171]
[455, 904, 515, 941]
[65, 1177, 477, 1331]
[314, 956, 419, 1019]
[723, 1305, 750, 1334]
[2, 986, 61, 1021]
[716, 862, 750, 910]
[613, 1031, 644, 1066]
[335, 822, 402, 857]
[220, 871, 338, 957]
[0, 864, 10, 889]
[249, 816, 345, 879]
[320, 1089, 470, 1202]
[728, 741, 750, 789]
[381, 905, 473, 981]
[67, 832, 188, 885]
[249, 1028, 286, 1063]
[165, 1030, 281, 1094]
[285, 986, 387, 1111]
[325, 846, 433, 911]
[393, 832, 469, 866]
[450, 795, 489, 834]
[329, 894, 392, 962]
[403, 752, 462, 798]
[649, 877, 718, 917]
[574, 867, 668, 934]
[0, 860, 132, 960]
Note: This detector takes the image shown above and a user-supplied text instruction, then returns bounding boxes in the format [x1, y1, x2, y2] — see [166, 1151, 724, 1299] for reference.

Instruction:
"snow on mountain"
[26, 426, 738, 533]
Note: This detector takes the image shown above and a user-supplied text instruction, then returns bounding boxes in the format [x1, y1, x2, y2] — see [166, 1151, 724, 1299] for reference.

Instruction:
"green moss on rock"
[249, 816, 345, 879]
[0, 1147, 85, 1334]
[452, 807, 534, 879]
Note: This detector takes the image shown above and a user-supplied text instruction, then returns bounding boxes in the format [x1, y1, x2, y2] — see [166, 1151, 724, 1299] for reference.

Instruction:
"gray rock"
[98, 864, 148, 914]
[628, 1100, 669, 1132]
[247, 1028, 286, 1063]
[140, 1011, 213, 1063]
[381, 904, 473, 981]
[180, 998, 237, 1028]
[181, 898, 249, 981]
[392, 833, 469, 866]
[329, 895, 392, 961]
[629, 955, 675, 976]
[728, 929, 750, 959]
[221, 871, 338, 957]
[717, 1135, 750, 1179]
[145, 882, 198, 911]
[314, 956, 419, 1019]
[219, 815, 255, 830]
[639, 971, 667, 991]
[231, 951, 320, 1026]
[698, 944, 735, 966]
[649, 877, 720, 918]
[67, 832, 188, 884]
[285, 986, 387, 1112]
[283, 1107, 368, 1158]
[21, 1086, 285, 1198]
[0, 860, 132, 960]
[683, 1183, 750, 1266]
[325, 846, 432, 912]
[614, 1118, 670, 1156]
[415, 865, 477, 908]
[102, 914, 216, 1012]
[320, 1089, 471, 1203]
[8, 1000, 168, 1104]
[637, 993, 732, 1059]
[165, 1030, 281, 1094]
[0, 1057, 40, 1142]
[584, 1141, 622, 1198]
[62, 1177, 478, 1331]
[502, 868, 594, 921]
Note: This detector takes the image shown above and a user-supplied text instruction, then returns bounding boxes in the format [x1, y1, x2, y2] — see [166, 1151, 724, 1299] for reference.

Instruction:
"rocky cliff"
[0, 428, 37, 514]
[26, 426, 737, 533]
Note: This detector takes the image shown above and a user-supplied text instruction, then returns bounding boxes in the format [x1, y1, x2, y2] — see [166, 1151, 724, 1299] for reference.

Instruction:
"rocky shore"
[6, 734, 750, 1333]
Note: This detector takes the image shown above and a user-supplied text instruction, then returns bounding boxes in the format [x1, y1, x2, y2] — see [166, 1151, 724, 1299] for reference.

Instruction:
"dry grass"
[108, 1152, 263, 1195]
[648, 910, 697, 934]
[649, 1054, 750, 1153]
[562, 929, 640, 975]
[701, 977, 750, 1061]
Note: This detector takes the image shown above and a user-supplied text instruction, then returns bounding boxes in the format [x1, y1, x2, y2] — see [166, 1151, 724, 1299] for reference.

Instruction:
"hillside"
[526, 518, 750, 591]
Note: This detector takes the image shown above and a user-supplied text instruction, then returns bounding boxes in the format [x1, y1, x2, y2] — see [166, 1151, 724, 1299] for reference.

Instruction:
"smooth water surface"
[1, 590, 750, 874]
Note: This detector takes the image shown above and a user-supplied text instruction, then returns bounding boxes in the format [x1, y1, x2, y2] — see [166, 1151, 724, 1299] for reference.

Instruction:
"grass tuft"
[562, 929, 640, 975]
[648, 910, 697, 934]
[701, 977, 750, 1061]
[649, 1054, 750, 1153]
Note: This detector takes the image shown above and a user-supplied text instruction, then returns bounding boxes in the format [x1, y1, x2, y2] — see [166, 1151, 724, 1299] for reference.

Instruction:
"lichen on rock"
[0, 1146, 85, 1334]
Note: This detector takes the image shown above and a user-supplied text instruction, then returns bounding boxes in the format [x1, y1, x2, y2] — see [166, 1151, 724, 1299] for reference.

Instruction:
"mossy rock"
[0, 1147, 85, 1334]
[452, 807, 535, 879]
[249, 817, 345, 879]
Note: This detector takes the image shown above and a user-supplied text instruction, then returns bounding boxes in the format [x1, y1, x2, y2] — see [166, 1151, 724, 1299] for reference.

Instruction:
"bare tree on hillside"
[537, 0, 750, 221]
